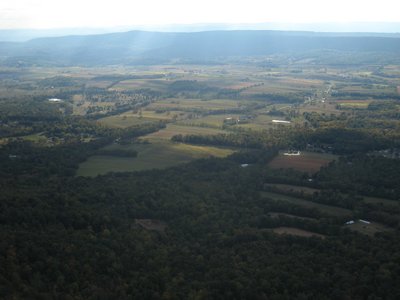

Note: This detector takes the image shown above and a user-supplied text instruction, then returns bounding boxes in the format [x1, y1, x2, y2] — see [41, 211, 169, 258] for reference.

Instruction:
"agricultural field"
[260, 191, 352, 217]
[98, 110, 188, 128]
[344, 220, 392, 236]
[77, 141, 234, 176]
[141, 124, 225, 142]
[264, 183, 320, 196]
[335, 99, 372, 109]
[272, 227, 326, 239]
[148, 98, 241, 111]
[267, 151, 337, 173]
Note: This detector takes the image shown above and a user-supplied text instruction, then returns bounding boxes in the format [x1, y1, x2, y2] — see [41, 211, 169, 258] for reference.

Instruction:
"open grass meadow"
[272, 227, 326, 239]
[268, 151, 337, 173]
[260, 191, 352, 217]
[148, 98, 240, 111]
[335, 99, 372, 109]
[98, 110, 190, 128]
[345, 221, 392, 236]
[141, 124, 225, 142]
[77, 141, 235, 176]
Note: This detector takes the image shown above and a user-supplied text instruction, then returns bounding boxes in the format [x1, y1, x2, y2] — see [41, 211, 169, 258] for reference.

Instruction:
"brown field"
[272, 227, 325, 239]
[397, 86, 400, 95]
[268, 151, 337, 173]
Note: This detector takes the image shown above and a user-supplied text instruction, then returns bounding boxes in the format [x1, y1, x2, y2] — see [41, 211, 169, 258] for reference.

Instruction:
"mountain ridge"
[1, 30, 399, 66]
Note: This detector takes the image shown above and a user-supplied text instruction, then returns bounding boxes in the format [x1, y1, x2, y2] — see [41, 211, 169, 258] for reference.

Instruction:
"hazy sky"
[0, 0, 399, 29]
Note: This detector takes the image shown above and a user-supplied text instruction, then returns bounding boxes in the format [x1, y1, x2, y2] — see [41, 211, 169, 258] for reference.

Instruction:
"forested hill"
[1, 30, 400, 66]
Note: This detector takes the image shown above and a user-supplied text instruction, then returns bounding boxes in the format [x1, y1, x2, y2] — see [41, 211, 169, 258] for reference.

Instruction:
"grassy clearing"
[141, 124, 225, 142]
[148, 98, 240, 111]
[336, 100, 372, 109]
[268, 212, 317, 221]
[363, 196, 400, 207]
[264, 183, 320, 195]
[268, 151, 337, 173]
[98, 115, 154, 128]
[261, 191, 352, 217]
[345, 221, 392, 236]
[180, 114, 241, 128]
[272, 227, 326, 239]
[77, 141, 234, 176]
[97, 109, 186, 129]
[110, 79, 170, 92]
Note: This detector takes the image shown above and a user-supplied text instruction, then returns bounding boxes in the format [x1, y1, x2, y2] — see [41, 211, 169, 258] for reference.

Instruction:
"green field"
[261, 191, 352, 217]
[142, 124, 225, 142]
[264, 183, 320, 195]
[148, 98, 240, 111]
[345, 221, 392, 236]
[77, 141, 235, 176]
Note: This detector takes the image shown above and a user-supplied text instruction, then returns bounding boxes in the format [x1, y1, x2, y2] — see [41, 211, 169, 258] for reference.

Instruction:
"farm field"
[77, 141, 234, 176]
[345, 221, 392, 236]
[98, 110, 188, 128]
[336, 99, 372, 109]
[268, 212, 317, 221]
[110, 79, 170, 92]
[260, 191, 352, 217]
[148, 98, 241, 111]
[271, 227, 326, 239]
[141, 124, 225, 142]
[363, 196, 400, 207]
[267, 151, 337, 173]
[264, 183, 320, 195]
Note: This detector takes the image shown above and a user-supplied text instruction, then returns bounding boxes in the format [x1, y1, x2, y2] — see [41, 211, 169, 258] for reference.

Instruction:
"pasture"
[264, 183, 320, 196]
[261, 191, 352, 217]
[267, 151, 337, 173]
[336, 99, 372, 109]
[77, 141, 234, 176]
[141, 124, 224, 142]
[272, 227, 326, 239]
[345, 221, 392, 236]
[148, 98, 240, 111]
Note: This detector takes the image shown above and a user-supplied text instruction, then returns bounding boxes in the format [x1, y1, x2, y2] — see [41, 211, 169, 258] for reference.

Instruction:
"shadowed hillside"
[1, 30, 400, 66]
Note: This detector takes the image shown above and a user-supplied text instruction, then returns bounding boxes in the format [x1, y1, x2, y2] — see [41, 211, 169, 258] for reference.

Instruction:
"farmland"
[272, 227, 326, 239]
[77, 141, 234, 176]
[2, 30, 400, 299]
[260, 191, 353, 217]
[267, 151, 337, 173]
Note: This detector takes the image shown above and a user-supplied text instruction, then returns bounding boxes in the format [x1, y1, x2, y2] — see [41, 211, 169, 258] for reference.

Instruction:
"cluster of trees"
[172, 126, 308, 150]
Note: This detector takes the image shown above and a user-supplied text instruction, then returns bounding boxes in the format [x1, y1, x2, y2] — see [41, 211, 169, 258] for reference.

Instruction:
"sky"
[0, 0, 399, 29]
